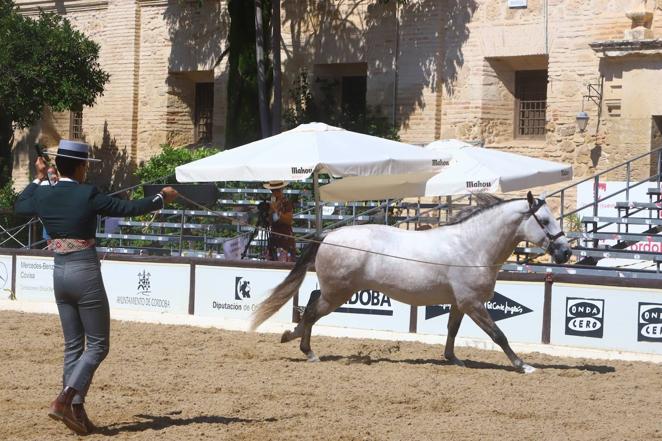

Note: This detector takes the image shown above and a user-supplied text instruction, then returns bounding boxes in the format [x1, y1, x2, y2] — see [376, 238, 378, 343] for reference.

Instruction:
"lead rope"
[173, 193, 506, 269]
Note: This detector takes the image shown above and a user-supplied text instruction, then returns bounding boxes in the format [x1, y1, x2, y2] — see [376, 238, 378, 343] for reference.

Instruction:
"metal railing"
[549, 146, 662, 233]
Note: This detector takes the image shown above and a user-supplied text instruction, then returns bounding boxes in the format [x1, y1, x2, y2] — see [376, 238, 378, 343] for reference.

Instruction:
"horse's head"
[520, 191, 572, 264]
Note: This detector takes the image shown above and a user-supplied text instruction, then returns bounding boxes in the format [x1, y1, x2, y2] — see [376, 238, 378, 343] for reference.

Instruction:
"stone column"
[625, 0, 654, 40]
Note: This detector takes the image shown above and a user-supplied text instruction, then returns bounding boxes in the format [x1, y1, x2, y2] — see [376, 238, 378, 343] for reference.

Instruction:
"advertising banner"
[194, 265, 293, 324]
[222, 235, 249, 260]
[0, 254, 13, 299]
[14, 255, 55, 302]
[551, 283, 662, 354]
[296, 272, 411, 333]
[416, 281, 545, 344]
[101, 260, 190, 315]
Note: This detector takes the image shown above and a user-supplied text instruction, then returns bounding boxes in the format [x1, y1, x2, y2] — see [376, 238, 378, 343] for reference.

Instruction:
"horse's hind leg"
[298, 289, 344, 362]
[280, 290, 321, 344]
[443, 305, 465, 367]
[463, 301, 535, 374]
[298, 291, 331, 362]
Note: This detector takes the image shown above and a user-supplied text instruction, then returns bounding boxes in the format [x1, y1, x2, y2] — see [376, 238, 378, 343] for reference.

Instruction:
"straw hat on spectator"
[263, 180, 288, 190]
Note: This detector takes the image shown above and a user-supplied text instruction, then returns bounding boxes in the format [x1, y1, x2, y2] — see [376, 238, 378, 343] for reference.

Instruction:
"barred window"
[69, 110, 83, 140]
[194, 82, 214, 143]
[515, 70, 547, 138]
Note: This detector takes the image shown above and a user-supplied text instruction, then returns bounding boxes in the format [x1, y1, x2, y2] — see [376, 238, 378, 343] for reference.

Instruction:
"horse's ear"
[539, 191, 548, 201]
[526, 191, 535, 207]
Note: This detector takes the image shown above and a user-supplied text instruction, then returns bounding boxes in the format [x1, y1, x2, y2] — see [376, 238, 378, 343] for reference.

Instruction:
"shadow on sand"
[96, 411, 276, 436]
[284, 354, 615, 374]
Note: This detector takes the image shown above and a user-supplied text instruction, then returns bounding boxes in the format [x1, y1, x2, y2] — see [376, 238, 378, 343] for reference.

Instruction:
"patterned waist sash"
[48, 238, 96, 254]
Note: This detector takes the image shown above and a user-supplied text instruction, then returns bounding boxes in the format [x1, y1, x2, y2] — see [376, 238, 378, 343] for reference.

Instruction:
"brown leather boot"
[73, 404, 97, 433]
[48, 387, 88, 435]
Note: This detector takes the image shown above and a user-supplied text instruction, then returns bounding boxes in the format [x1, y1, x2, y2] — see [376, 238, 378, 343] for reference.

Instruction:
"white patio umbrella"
[425, 140, 572, 194]
[320, 139, 573, 201]
[175, 123, 448, 232]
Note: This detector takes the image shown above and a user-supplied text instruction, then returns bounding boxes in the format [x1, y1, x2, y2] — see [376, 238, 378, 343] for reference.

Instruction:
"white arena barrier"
[1, 248, 661, 359]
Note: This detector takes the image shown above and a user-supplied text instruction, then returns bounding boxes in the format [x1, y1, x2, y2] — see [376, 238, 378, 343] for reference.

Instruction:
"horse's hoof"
[280, 330, 292, 343]
[445, 356, 465, 367]
[306, 352, 320, 363]
[521, 364, 536, 374]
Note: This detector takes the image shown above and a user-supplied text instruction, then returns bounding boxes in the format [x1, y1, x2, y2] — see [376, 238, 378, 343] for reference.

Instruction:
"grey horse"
[251, 192, 571, 373]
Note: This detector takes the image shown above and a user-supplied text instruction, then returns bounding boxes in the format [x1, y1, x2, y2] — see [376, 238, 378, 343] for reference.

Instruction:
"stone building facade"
[11, 0, 662, 201]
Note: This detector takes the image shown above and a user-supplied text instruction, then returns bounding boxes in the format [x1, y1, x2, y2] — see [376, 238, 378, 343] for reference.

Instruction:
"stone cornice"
[16, 0, 108, 15]
[590, 39, 662, 58]
[137, 0, 169, 6]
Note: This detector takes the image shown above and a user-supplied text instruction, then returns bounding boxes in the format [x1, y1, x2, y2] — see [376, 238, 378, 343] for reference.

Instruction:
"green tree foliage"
[135, 144, 219, 186]
[0, 180, 17, 208]
[0, 0, 109, 185]
[0, 180, 23, 249]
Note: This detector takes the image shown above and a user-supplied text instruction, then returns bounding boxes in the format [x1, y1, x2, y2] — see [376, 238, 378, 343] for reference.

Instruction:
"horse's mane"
[447, 194, 524, 226]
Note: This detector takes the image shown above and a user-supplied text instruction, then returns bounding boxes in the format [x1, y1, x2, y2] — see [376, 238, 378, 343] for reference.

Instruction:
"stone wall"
[9, 0, 662, 206]
[12, 0, 227, 189]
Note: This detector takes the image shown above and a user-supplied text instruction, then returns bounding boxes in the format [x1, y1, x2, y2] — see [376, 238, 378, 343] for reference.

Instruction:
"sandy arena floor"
[0, 310, 661, 441]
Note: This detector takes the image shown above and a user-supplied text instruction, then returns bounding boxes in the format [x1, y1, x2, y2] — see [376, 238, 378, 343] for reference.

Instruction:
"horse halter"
[529, 199, 565, 246]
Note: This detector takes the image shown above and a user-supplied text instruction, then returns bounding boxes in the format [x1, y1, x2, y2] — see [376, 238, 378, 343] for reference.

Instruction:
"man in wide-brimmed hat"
[263, 180, 296, 262]
[15, 139, 179, 435]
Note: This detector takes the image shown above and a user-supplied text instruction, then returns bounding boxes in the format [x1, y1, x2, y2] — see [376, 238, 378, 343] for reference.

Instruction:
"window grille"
[195, 82, 214, 143]
[515, 70, 547, 138]
[69, 111, 83, 140]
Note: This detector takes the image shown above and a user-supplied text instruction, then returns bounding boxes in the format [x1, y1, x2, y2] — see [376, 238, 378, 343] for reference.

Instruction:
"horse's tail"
[250, 239, 321, 331]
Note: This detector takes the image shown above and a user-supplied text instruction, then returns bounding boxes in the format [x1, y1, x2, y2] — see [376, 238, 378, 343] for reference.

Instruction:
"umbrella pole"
[314, 169, 322, 236]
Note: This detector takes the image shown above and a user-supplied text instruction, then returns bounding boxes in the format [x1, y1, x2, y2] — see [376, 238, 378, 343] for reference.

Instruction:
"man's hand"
[47, 166, 59, 184]
[35, 157, 48, 181]
[159, 186, 179, 204]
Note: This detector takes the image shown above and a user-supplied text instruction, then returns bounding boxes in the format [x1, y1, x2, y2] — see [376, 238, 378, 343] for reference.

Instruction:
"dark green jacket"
[15, 180, 163, 240]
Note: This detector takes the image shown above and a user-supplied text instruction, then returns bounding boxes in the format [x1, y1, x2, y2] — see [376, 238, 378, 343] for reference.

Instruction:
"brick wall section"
[165, 73, 196, 148]
[395, 1, 444, 144]
[135, 3, 171, 162]
[12, 1, 140, 187]
[436, 0, 661, 209]
[12, 0, 227, 187]
[10, 0, 662, 202]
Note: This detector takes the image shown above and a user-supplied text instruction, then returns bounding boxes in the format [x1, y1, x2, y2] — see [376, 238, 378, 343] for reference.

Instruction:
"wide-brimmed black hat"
[47, 140, 100, 162]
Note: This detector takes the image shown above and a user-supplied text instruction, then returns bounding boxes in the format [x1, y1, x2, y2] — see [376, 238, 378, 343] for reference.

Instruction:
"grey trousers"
[53, 248, 109, 404]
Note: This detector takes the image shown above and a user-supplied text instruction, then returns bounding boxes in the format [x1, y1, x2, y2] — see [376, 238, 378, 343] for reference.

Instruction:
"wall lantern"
[576, 81, 603, 132]
[575, 111, 590, 132]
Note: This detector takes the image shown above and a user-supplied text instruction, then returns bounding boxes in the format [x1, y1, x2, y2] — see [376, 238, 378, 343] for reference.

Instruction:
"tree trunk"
[0, 110, 14, 187]
[271, 0, 282, 135]
[255, 0, 270, 138]
[225, 0, 262, 148]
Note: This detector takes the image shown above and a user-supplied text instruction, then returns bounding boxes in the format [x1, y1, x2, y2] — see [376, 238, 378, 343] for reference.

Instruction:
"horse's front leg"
[443, 305, 465, 367]
[462, 300, 536, 374]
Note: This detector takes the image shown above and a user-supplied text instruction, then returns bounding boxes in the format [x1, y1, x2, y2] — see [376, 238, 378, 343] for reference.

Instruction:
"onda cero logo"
[234, 277, 251, 300]
[565, 297, 604, 338]
[638, 302, 662, 342]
